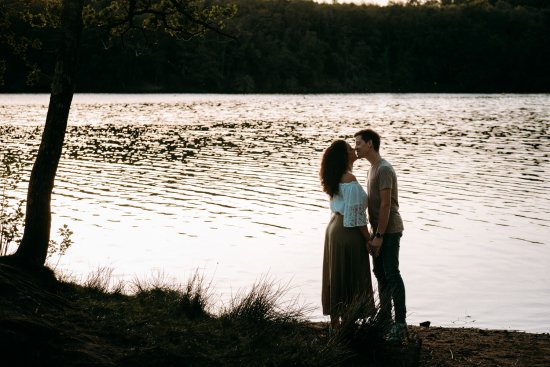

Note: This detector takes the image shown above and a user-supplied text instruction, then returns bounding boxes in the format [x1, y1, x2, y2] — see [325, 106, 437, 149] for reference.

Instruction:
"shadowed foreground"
[0, 262, 547, 367]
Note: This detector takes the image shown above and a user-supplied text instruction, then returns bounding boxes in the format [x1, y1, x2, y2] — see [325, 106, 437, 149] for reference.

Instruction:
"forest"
[2, 0, 549, 93]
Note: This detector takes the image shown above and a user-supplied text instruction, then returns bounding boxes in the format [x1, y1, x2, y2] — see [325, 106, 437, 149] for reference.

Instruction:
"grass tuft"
[176, 270, 211, 319]
[129, 270, 212, 320]
[83, 266, 125, 294]
[222, 276, 310, 324]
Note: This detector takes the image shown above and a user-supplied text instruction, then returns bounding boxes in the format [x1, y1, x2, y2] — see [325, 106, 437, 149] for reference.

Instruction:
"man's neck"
[367, 152, 381, 166]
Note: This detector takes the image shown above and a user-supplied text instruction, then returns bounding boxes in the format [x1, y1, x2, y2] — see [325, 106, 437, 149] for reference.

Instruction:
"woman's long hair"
[320, 140, 349, 197]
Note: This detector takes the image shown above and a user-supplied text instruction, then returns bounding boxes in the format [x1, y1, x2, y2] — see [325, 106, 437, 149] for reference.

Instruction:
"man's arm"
[370, 188, 391, 257]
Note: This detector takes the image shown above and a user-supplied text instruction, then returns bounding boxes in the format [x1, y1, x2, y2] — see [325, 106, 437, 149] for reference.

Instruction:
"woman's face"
[346, 143, 357, 166]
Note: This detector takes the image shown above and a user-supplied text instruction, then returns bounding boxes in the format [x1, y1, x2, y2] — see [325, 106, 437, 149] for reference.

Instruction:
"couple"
[320, 129, 407, 343]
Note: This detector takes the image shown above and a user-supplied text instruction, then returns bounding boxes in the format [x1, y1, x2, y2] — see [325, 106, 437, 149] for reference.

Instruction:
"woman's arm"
[359, 225, 371, 240]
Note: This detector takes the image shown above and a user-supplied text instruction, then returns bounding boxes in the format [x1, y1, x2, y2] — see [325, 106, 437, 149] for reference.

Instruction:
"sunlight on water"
[1, 93, 549, 332]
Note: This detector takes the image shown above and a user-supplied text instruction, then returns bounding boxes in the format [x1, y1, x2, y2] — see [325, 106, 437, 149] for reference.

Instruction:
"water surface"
[1, 93, 548, 332]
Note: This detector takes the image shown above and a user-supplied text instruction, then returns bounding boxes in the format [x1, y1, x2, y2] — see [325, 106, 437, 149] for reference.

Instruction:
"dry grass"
[4, 262, 545, 367]
[0, 263, 388, 366]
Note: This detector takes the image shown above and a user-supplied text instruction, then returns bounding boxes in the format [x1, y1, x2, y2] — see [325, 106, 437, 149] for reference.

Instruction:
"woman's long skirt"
[322, 213, 375, 317]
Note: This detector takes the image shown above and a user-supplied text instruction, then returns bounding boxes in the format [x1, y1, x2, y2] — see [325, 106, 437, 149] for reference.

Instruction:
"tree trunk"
[14, 0, 83, 267]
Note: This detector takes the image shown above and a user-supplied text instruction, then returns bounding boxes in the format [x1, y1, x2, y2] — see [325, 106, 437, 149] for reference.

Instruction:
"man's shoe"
[387, 322, 408, 344]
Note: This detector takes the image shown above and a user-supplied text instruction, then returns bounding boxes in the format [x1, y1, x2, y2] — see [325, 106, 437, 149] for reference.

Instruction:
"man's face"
[355, 136, 370, 158]
[346, 143, 358, 165]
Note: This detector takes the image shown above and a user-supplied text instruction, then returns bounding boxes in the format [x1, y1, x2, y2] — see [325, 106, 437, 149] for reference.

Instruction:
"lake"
[1, 93, 549, 333]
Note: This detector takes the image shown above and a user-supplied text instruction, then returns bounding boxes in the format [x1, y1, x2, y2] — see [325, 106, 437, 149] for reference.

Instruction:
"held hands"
[367, 237, 382, 257]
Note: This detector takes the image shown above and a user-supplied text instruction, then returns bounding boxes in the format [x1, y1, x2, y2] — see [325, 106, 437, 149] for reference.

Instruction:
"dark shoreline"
[1, 262, 549, 367]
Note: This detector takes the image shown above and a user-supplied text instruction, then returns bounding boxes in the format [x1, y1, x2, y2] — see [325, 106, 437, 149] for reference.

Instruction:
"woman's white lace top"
[330, 181, 368, 227]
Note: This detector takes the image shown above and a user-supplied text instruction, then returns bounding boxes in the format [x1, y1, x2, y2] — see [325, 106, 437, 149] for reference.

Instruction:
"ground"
[415, 325, 550, 367]
[1, 261, 549, 367]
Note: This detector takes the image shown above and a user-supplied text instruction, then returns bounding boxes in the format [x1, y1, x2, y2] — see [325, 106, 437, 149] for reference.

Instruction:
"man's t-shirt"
[367, 158, 404, 234]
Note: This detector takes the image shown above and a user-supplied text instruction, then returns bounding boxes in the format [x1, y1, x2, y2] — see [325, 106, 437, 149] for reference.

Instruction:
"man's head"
[354, 129, 380, 158]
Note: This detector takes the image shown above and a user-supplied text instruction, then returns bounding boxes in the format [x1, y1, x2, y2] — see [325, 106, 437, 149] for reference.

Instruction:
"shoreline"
[1, 262, 549, 366]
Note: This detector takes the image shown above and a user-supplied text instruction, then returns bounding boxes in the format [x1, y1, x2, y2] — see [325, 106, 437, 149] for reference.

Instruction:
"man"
[354, 129, 407, 343]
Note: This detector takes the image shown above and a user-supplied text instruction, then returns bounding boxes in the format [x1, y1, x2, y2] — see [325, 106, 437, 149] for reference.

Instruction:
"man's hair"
[354, 129, 381, 152]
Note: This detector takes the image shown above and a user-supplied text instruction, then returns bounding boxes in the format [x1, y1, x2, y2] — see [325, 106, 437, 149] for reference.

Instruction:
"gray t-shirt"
[367, 158, 404, 234]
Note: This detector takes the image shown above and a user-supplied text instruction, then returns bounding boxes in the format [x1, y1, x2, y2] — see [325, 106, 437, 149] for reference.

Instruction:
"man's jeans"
[373, 232, 406, 324]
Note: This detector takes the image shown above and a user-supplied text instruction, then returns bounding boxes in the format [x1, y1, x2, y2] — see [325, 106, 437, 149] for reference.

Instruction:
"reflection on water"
[1, 94, 549, 332]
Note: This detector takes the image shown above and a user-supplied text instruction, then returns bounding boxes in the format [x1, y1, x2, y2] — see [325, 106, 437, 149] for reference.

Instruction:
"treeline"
[3, 0, 550, 93]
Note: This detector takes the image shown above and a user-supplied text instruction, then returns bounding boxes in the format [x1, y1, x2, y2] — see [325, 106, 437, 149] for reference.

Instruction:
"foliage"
[0, 0, 237, 89]
[0, 0, 61, 86]
[3, 0, 548, 93]
[81, 0, 237, 56]
[0, 150, 24, 256]
[83, 0, 237, 36]
[47, 224, 74, 269]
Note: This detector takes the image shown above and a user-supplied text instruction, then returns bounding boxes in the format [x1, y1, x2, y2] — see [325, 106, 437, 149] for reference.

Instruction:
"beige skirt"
[322, 213, 374, 317]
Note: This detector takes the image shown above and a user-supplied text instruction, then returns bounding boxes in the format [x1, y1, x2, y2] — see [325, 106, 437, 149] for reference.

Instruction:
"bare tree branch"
[167, 0, 237, 40]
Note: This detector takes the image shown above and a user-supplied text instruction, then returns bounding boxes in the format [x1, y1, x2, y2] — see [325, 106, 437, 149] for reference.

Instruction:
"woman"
[320, 140, 375, 330]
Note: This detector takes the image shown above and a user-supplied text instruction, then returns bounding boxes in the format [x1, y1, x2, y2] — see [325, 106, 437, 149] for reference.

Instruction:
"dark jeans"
[373, 232, 406, 324]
